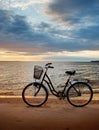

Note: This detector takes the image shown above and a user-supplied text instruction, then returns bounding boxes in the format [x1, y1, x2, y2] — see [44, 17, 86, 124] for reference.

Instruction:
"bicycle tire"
[67, 82, 93, 107]
[22, 82, 48, 107]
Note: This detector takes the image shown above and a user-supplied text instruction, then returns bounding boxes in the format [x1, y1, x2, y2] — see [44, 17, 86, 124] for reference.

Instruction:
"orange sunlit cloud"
[0, 49, 44, 61]
[0, 49, 99, 61]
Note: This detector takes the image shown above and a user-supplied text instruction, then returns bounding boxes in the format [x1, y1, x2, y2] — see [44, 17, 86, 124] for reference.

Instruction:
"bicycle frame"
[40, 69, 72, 97]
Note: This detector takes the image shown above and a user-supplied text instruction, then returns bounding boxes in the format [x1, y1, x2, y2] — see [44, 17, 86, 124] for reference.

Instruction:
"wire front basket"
[34, 65, 43, 79]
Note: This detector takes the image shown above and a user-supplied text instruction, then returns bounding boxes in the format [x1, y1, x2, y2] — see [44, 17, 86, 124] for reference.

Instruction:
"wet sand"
[0, 95, 99, 130]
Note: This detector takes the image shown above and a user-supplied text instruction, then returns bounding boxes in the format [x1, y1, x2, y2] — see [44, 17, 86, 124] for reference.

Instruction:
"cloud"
[45, 0, 99, 50]
[0, 9, 58, 54]
[0, 10, 47, 43]
[44, 50, 99, 61]
[0, 6, 99, 58]
[74, 25, 99, 40]
[0, 9, 31, 40]
[47, 0, 99, 24]
[0, 0, 50, 10]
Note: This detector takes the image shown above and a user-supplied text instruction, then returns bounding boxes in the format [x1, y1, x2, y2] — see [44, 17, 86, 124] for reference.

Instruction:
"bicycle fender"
[70, 81, 93, 89]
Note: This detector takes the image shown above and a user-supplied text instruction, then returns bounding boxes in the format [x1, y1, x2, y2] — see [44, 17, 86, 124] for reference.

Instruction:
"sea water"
[0, 61, 99, 95]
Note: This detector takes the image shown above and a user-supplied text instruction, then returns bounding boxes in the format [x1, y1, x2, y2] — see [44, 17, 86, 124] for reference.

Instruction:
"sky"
[0, 0, 99, 61]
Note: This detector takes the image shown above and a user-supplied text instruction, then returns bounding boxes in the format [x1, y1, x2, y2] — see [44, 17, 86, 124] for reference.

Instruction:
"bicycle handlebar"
[45, 63, 52, 66]
[48, 66, 54, 69]
[45, 63, 54, 69]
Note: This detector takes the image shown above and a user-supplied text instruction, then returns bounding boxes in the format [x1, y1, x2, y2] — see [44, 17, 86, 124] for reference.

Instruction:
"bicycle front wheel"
[67, 82, 93, 107]
[22, 82, 48, 107]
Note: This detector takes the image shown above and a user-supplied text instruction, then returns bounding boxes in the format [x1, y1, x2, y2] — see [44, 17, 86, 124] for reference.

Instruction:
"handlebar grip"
[48, 66, 54, 69]
[45, 63, 52, 66]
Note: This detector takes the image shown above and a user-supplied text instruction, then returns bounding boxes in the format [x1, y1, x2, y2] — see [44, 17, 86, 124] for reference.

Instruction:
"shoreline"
[0, 94, 99, 104]
[0, 89, 99, 100]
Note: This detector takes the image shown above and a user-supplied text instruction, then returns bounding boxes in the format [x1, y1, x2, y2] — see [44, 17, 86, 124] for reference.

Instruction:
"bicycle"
[22, 63, 93, 107]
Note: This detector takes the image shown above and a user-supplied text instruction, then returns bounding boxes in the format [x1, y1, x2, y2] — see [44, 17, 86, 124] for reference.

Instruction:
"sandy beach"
[0, 95, 99, 130]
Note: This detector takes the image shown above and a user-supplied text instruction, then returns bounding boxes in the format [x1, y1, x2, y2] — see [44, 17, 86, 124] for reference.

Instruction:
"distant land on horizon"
[91, 60, 99, 62]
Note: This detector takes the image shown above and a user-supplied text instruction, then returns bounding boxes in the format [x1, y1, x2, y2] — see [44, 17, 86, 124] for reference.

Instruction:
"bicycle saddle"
[65, 70, 76, 75]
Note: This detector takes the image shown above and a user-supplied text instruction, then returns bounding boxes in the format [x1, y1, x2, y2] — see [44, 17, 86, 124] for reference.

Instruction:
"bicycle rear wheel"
[67, 82, 93, 107]
[22, 82, 48, 107]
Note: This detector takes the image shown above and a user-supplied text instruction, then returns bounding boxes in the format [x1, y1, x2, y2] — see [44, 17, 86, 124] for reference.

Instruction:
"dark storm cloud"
[0, 10, 30, 33]
[46, 0, 99, 51]
[0, 10, 57, 46]
[0, 9, 51, 50]
[47, 0, 99, 24]
[0, 9, 65, 51]
[0, 9, 31, 43]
